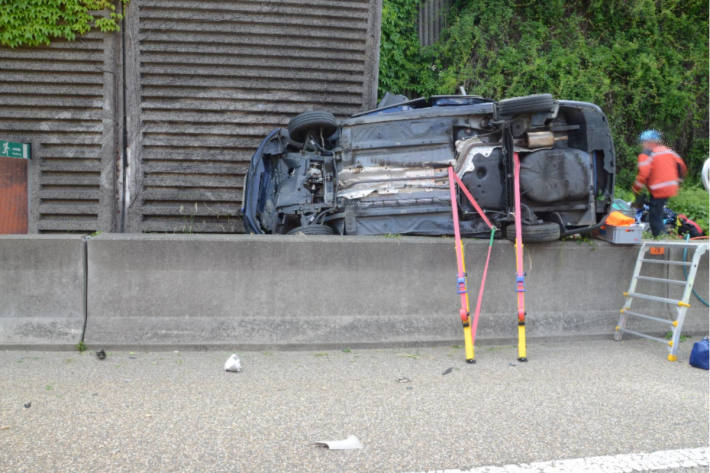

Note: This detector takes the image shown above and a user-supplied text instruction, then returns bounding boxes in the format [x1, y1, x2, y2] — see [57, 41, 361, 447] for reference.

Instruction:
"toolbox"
[595, 223, 643, 244]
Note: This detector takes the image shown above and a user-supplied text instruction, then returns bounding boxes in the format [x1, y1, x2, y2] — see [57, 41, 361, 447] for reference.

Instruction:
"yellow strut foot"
[672, 321, 678, 327]
[667, 354, 678, 362]
[678, 301, 690, 308]
[517, 323, 527, 361]
[463, 324, 475, 362]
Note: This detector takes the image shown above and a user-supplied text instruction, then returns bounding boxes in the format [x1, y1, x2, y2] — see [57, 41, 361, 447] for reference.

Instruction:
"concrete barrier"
[0, 235, 85, 345]
[84, 234, 708, 348]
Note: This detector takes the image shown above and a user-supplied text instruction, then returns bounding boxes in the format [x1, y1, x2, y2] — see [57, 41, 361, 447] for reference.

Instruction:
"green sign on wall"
[0, 140, 31, 159]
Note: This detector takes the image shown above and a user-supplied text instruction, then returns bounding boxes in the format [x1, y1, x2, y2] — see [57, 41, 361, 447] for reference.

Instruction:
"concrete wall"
[83, 235, 708, 348]
[0, 235, 85, 345]
[0, 1, 382, 234]
[1, 234, 706, 348]
[123, 0, 383, 233]
[0, 33, 120, 233]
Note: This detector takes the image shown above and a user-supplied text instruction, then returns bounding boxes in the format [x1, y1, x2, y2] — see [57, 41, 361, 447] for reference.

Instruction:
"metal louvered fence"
[0, 0, 381, 233]
[418, 0, 452, 47]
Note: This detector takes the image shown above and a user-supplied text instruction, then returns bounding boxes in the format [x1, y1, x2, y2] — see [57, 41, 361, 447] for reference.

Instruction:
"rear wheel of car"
[505, 222, 561, 242]
[288, 111, 337, 143]
[287, 224, 335, 235]
[497, 94, 555, 118]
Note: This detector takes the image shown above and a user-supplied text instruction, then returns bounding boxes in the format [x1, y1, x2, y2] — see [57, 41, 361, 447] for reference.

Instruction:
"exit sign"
[0, 140, 31, 159]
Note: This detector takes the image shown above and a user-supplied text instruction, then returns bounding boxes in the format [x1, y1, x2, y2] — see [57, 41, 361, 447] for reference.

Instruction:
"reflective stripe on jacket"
[632, 145, 687, 198]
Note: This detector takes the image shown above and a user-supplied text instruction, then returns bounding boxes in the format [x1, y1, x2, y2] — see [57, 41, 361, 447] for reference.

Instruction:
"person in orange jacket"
[631, 130, 687, 236]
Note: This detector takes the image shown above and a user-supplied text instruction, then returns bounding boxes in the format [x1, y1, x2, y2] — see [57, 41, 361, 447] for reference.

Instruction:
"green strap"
[488, 228, 496, 247]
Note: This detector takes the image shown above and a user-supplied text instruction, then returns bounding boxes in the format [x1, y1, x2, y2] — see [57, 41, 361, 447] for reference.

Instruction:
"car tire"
[288, 111, 337, 143]
[505, 222, 561, 242]
[497, 94, 555, 118]
[287, 224, 336, 235]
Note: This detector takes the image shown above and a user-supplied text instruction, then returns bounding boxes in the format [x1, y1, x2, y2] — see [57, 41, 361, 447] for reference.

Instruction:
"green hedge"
[379, 0, 709, 188]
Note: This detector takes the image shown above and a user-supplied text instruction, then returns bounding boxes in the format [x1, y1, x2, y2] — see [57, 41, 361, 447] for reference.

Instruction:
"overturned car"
[242, 94, 615, 241]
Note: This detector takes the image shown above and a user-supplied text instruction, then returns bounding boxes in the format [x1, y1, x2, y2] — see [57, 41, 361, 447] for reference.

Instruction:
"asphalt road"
[0, 338, 707, 473]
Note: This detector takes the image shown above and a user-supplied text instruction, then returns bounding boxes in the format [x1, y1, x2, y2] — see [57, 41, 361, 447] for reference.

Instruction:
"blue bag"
[689, 337, 709, 370]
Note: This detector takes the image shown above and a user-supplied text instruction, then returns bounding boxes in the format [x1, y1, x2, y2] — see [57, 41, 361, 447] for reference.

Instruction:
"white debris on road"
[314, 435, 363, 450]
[223, 354, 242, 372]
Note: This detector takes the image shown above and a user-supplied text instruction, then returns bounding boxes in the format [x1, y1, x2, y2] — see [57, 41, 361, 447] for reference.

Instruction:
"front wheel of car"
[287, 111, 337, 143]
[287, 224, 336, 235]
[505, 222, 561, 243]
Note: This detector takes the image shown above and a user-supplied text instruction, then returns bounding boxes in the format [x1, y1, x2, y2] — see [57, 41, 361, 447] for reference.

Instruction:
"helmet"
[639, 129, 662, 142]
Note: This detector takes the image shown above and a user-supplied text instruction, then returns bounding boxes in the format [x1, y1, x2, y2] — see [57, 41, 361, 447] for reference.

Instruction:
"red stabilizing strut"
[451, 171, 494, 230]
[447, 167, 469, 325]
[448, 166, 496, 349]
[513, 152, 526, 323]
[470, 230, 495, 345]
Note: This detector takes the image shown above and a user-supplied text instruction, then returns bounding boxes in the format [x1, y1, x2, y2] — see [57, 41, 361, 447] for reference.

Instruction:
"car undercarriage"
[243, 94, 615, 242]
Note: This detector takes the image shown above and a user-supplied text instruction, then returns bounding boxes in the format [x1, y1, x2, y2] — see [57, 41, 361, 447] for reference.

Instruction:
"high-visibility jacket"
[632, 145, 687, 198]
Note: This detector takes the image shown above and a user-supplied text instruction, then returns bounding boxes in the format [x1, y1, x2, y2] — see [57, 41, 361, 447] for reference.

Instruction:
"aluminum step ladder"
[614, 240, 709, 361]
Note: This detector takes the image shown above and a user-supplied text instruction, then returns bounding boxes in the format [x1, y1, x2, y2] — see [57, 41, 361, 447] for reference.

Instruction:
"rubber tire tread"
[287, 224, 336, 235]
[288, 111, 337, 143]
[498, 94, 555, 117]
[505, 222, 561, 242]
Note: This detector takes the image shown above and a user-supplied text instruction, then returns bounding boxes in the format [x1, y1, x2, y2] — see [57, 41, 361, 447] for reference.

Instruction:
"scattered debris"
[0, 426, 10, 430]
[314, 435, 362, 450]
[224, 354, 242, 372]
[129, 351, 137, 359]
[406, 386, 413, 391]
[395, 377, 411, 383]
[23, 402, 31, 409]
[509, 362, 517, 367]
[96, 350, 106, 360]
[442, 367, 454, 375]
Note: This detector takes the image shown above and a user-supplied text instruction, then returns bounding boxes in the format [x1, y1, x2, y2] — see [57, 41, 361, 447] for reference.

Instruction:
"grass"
[664, 331, 688, 343]
[75, 341, 87, 353]
[615, 184, 709, 235]
[669, 185, 709, 234]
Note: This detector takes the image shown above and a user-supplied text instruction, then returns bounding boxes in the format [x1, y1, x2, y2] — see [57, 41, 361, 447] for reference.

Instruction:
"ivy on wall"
[379, 0, 709, 188]
[0, 0, 128, 48]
